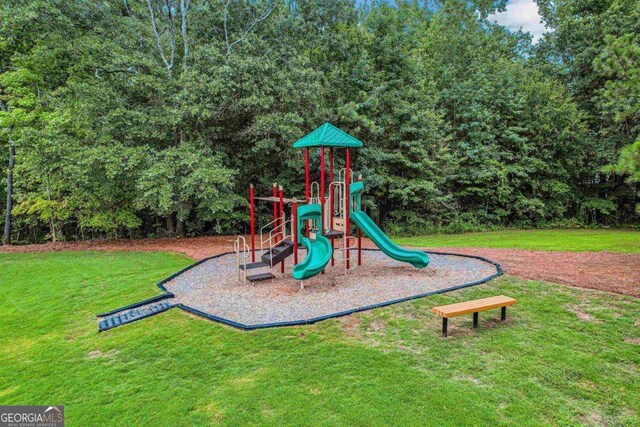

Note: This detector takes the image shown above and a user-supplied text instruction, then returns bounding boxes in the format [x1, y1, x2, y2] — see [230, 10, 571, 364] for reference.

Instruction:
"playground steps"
[241, 261, 276, 282]
[246, 272, 276, 282]
[261, 239, 294, 266]
[236, 240, 293, 283]
[98, 299, 174, 332]
[325, 229, 344, 238]
[239, 261, 270, 270]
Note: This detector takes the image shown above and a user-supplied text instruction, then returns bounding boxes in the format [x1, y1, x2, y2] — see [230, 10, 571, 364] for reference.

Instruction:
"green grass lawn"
[396, 229, 640, 253]
[1, 251, 639, 426]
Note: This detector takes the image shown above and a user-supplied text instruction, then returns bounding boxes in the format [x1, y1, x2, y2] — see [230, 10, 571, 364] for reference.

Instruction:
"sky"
[488, 0, 548, 42]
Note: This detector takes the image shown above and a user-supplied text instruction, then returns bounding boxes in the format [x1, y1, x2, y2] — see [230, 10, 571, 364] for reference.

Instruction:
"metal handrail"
[234, 235, 250, 283]
[261, 213, 290, 249]
[310, 181, 319, 201]
[329, 181, 345, 219]
[260, 213, 293, 267]
[338, 168, 353, 185]
[324, 201, 332, 230]
[308, 181, 321, 230]
[260, 215, 281, 250]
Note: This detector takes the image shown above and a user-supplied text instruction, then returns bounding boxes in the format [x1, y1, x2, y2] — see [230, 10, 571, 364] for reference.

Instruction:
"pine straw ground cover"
[2, 229, 639, 297]
[0, 251, 638, 426]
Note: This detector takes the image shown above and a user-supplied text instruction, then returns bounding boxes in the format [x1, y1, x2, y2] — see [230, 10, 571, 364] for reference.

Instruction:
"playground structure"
[234, 123, 430, 287]
[98, 123, 503, 331]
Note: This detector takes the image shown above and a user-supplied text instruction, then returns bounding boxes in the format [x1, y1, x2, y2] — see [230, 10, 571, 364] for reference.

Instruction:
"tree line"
[0, 0, 638, 243]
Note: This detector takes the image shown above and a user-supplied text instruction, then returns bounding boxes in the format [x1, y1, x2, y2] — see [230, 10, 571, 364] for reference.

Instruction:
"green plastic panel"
[292, 203, 333, 280]
[293, 123, 363, 149]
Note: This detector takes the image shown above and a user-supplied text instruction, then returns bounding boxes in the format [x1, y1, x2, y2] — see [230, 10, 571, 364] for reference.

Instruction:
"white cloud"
[488, 0, 548, 42]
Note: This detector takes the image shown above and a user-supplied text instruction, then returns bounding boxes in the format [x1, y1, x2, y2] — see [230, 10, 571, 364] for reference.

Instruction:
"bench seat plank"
[432, 295, 516, 318]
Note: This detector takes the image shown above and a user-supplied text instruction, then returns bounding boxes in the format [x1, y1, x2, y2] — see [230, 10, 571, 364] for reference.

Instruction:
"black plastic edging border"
[97, 292, 175, 318]
[96, 253, 229, 320]
[98, 304, 177, 332]
[160, 248, 503, 331]
[156, 252, 231, 291]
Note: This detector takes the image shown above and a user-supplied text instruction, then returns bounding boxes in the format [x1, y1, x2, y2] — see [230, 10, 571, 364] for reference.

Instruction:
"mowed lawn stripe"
[0, 251, 638, 426]
[396, 229, 640, 253]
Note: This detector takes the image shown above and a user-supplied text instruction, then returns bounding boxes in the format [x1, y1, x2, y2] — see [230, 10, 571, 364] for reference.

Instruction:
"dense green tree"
[341, 2, 455, 229]
[596, 33, 640, 212]
[420, 0, 585, 227]
[0, 0, 637, 243]
[536, 0, 640, 222]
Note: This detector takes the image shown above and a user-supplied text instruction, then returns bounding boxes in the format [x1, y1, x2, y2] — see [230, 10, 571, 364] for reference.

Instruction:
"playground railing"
[329, 181, 345, 220]
[310, 181, 320, 203]
[338, 168, 354, 185]
[260, 214, 281, 251]
[309, 181, 321, 231]
[260, 213, 293, 267]
[233, 235, 250, 283]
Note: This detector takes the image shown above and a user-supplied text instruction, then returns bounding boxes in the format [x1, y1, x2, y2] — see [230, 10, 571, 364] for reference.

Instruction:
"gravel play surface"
[164, 249, 500, 327]
[6, 235, 638, 297]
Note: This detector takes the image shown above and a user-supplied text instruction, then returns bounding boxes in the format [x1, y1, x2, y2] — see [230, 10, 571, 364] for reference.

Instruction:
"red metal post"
[329, 147, 334, 266]
[320, 147, 325, 274]
[272, 183, 277, 220]
[304, 148, 310, 237]
[357, 174, 362, 266]
[279, 185, 285, 273]
[358, 228, 362, 266]
[250, 183, 255, 262]
[279, 185, 284, 236]
[272, 183, 278, 244]
[292, 198, 298, 265]
[345, 148, 351, 270]
[304, 148, 310, 202]
[329, 147, 334, 230]
[320, 146, 325, 233]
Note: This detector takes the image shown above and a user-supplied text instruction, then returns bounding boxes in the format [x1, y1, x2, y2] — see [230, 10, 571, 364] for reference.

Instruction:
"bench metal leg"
[442, 318, 448, 337]
[473, 312, 478, 328]
[501, 306, 507, 321]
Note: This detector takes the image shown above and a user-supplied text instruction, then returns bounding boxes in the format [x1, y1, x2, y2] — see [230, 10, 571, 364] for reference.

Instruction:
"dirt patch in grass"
[2, 235, 639, 297]
[0, 386, 19, 398]
[568, 305, 602, 323]
[307, 387, 321, 395]
[339, 315, 362, 337]
[453, 375, 484, 386]
[367, 319, 386, 332]
[580, 410, 607, 427]
[624, 337, 640, 345]
[87, 349, 118, 359]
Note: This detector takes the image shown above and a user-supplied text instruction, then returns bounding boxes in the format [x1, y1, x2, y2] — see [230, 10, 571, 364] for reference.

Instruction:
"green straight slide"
[292, 204, 333, 280]
[349, 182, 429, 268]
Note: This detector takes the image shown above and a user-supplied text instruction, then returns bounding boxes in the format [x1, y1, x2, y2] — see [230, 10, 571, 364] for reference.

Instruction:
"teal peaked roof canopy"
[293, 123, 363, 149]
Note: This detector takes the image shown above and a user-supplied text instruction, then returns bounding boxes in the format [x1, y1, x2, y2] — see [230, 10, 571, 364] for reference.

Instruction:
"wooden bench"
[432, 295, 517, 337]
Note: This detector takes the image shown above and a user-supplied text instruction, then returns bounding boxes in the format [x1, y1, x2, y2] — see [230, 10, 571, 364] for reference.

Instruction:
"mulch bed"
[164, 250, 499, 327]
[2, 235, 638, 298]
[440, 247, 640, 299]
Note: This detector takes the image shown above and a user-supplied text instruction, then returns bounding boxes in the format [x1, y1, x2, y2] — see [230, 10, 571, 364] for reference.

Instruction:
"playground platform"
[162, 249, 501, 329]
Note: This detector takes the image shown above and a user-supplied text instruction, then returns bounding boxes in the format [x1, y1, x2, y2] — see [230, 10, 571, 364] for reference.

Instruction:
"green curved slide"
[292, 204, 333, 280]
[349, 182, 429, 268]
[351, 210, 429, 268]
